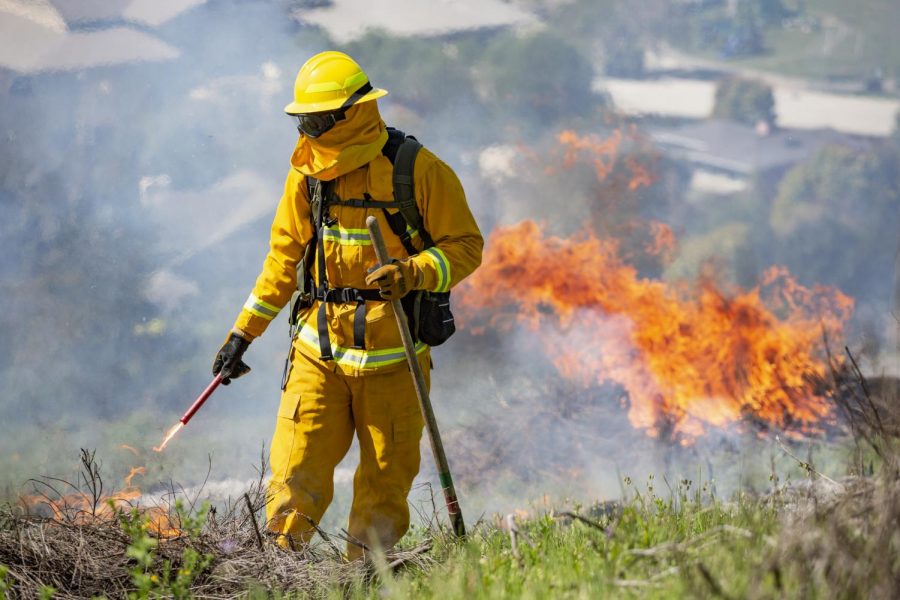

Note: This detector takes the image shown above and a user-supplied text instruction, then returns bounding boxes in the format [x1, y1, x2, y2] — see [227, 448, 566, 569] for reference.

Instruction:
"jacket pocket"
[364, 301, 402, 350]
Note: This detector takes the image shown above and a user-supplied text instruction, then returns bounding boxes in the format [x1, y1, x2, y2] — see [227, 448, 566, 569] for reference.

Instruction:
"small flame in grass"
[153, 422, 184, 453]
[19, 465, 182, 537]
[124, 466, 146, 487]
[120, 444, 139, 456]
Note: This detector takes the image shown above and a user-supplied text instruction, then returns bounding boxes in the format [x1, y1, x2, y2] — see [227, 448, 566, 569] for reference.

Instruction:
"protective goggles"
[289, 81, 374, 138]
[292, 110, 346, 138]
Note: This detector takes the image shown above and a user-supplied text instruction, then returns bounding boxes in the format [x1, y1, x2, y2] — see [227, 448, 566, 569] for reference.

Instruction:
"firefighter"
[212, 51, 483, 558]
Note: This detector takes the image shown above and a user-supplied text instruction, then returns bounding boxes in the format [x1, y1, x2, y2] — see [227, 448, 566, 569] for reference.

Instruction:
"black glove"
[212, 332, 251, 385]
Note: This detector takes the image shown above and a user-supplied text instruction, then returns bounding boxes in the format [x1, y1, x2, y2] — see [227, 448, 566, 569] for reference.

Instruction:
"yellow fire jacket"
[233, 121, 483, 376]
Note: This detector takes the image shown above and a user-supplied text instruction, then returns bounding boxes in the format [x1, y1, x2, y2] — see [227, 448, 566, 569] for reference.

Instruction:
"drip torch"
[153, 374, 224, 452]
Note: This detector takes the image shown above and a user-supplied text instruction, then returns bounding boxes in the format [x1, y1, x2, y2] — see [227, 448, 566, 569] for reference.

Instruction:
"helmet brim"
[284, 87, 388, 115]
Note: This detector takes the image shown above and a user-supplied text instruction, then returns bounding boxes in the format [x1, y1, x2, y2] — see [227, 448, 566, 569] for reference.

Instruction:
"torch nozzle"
[152, 374, 224, 453]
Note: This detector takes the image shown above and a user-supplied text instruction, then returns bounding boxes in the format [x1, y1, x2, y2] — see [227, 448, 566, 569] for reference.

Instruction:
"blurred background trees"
[1, 0, 898, 497]
[712, 77, 777, 126]
[769, 143, 900, 300]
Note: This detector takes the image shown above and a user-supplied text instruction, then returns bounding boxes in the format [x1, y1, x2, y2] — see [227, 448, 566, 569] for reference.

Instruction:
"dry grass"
[755, 475, 900, 599]
[747, 347, 900, 599]
[0, 453, 433, 599]
[1, 348, 897, 598]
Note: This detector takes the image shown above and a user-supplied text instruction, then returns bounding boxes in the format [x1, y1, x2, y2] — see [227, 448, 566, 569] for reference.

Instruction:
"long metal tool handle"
[366, 216, 466, 537]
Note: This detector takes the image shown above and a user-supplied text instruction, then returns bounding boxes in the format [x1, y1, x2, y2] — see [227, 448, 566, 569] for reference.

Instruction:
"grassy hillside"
[730, 0, 900, 83]
[4, 457, 896, 598]
[661, 0, 900, 86]
[7, 362, 895, 597]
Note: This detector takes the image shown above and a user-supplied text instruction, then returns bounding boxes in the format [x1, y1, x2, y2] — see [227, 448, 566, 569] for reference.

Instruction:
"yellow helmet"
[284, 51, 388, 114]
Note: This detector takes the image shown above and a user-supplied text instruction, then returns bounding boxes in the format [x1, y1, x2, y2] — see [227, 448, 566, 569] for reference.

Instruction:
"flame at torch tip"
[153, 422, 184, 453]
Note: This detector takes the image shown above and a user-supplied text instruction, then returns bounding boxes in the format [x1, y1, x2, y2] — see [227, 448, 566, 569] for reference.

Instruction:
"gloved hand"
[365, 258, 421, 300]
[212, 332, 252, 385]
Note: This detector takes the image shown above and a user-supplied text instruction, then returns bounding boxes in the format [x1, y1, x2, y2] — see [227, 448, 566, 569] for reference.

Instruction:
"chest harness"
[288, 127, 451, 367]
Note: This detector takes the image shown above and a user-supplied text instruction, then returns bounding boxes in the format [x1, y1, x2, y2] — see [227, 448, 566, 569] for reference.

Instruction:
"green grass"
[4, 436, 895, 597]
[385, 494, 777, 598]
[316, 476, 807, 599]
[723, 0, 900, 84]
[3, 402, 893, 598]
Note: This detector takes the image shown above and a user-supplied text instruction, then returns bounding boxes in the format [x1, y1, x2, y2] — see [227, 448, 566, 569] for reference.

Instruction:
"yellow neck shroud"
[290, 101, 388, 181]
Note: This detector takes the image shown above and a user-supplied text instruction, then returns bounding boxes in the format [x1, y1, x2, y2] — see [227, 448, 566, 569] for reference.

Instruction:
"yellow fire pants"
[266, 349, 427, 559]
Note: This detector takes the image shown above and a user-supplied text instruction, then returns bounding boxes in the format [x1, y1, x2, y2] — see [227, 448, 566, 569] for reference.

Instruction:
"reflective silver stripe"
[243, 294, 280, 320]
[322, 226, 371, 246]
[295, 319, 427, 369]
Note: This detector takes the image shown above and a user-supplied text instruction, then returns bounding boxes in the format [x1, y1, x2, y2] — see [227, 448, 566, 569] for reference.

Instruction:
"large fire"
[461, 130, 854, 443]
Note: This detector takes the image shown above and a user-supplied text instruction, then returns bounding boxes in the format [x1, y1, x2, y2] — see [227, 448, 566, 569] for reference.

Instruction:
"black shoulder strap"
[382, 127, 407, 164]
[391, 135, 434, 249]
[307, 131, 432, 254]
[312, 178, 338, 360]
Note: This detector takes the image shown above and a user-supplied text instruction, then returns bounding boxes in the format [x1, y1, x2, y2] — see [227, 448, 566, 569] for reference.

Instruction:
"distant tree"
[603, 34, 645, 78]
[725, 0, 765, 56]
[755, 0, 789, 25]
[344, 32, 474, 115]
[712, 76, 777, 126]
[550, 0, 669, 53]
[477, 31, 599, 125]
[768, 144, 900, 299]
[680, 0, 768, 58]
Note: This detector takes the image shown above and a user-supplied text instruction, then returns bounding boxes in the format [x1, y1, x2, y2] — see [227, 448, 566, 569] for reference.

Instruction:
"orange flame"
[459, 221, 853, 443]
[20, 467, 181, 537]
[556, 128, 658, 191]
[124, 466, 146, 487]
[153, 422, 184, 453]
[644, 221, 676, 261]
[120, 444, 139, 456]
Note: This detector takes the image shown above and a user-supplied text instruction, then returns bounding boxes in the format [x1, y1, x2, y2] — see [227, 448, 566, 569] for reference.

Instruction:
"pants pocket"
[271, 393, 302, 483]
[277, 392, 301, 420]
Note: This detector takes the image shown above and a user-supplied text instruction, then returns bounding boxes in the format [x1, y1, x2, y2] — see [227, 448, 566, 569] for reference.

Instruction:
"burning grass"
[1, 450, 897, 598]
[1, 352, 896, 598]
[2, 334, 896, 599]
[0, 453, 433, 599]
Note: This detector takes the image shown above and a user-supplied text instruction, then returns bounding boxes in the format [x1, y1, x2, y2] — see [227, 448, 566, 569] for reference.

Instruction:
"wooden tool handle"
[366, 216, 465, 537]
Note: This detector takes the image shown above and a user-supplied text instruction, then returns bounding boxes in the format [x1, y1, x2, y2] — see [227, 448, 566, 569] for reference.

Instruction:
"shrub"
[712, 76, 776, 126]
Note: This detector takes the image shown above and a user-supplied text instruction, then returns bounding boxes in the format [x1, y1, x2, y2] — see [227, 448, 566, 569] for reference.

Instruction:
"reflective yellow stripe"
[322, 226, 371, 246]
[342, 72, 368, 89]
[294, 319, 427, 369]
[243, 294, 280, 320]
[304, 73, 368, 94]
[423, 247, 451, 292]
[322, 225, 418, 247]
[304, 81, 342, 93]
